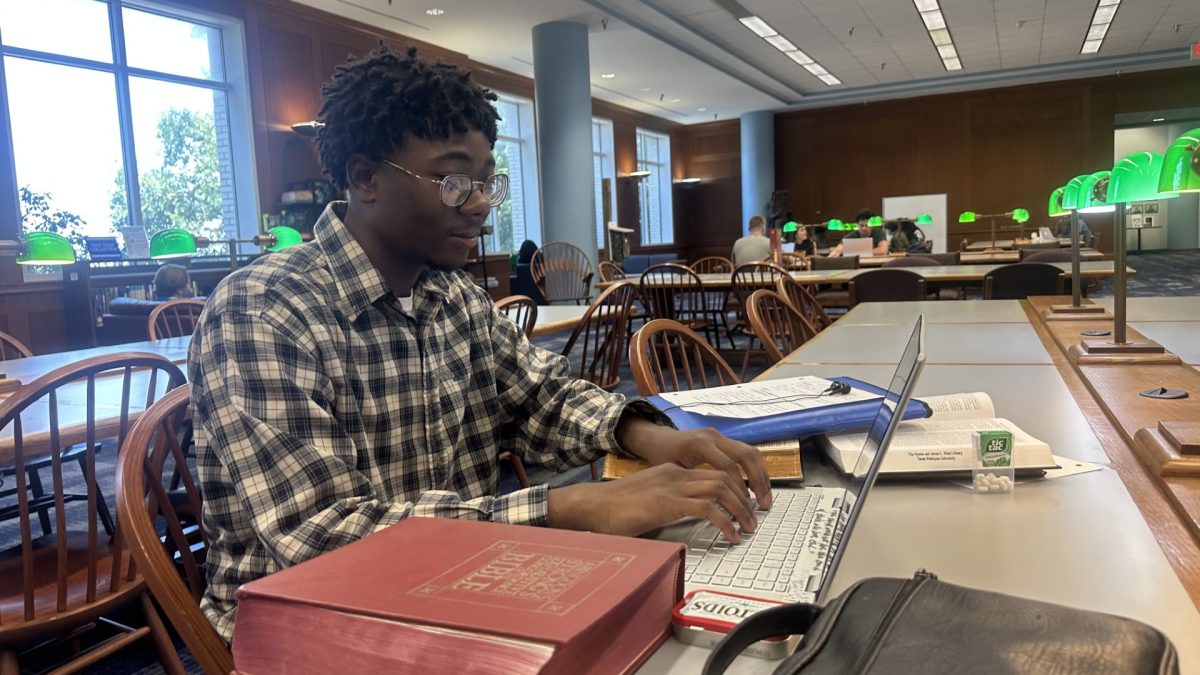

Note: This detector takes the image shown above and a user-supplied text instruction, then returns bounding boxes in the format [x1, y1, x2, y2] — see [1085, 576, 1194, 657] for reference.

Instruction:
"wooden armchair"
[628, 319, 740, 396]
[848, 269, 928, 307]
[776, 276, 832, 332]
[494, 295, 538, 339]
[115, 385, 232, 675]
[0, 353, 186, 674]
[745, 290, 819, 363]
[0, 330, 32, 361]
[147, 299, 206, 341]
[531, 241, 594, 305]
[983, 262, 1064, 300]
[598, 260, 626, 283]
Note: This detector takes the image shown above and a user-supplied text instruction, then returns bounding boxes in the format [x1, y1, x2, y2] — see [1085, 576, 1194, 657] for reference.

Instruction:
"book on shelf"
[231, 517, 685, 675]
[603, 439, 803, 481]
[818, 392, 1056, 477]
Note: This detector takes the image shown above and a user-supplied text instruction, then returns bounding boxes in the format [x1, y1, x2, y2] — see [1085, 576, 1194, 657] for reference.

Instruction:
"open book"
[818, 392, 1056, 476]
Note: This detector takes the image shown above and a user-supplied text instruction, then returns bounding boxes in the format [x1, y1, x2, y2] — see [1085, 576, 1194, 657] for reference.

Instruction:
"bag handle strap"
[702, 602, 821, 675]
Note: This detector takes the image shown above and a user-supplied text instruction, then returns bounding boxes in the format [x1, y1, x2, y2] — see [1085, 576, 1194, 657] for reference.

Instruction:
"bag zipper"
[852, 570, 938, 673]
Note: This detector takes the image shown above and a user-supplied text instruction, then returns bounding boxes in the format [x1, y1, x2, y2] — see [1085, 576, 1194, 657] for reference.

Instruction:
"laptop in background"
[655, 317, 926, 606]
[841, 237, 875, 258]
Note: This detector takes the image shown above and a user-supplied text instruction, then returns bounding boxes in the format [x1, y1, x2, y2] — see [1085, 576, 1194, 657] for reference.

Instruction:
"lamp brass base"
[1042, 304, 1111, 321]
[1067, 338, 1182, 365]
[1134, 421, 1200, 478]
[1049, 304, 1107, 314]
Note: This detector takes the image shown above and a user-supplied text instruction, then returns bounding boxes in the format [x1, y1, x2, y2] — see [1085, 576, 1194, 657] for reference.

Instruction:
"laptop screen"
[815, 316, 926, 602]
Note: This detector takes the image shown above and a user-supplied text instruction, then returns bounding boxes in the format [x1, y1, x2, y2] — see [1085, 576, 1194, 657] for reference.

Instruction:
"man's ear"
[345, 154, 378, 203]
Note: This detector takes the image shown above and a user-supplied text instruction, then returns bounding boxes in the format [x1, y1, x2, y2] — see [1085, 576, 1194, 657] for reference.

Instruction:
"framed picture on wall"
[1144, 202, 1159, 214]
[1131, 214, 1143, 228]
[1130, 203, 1144, 214]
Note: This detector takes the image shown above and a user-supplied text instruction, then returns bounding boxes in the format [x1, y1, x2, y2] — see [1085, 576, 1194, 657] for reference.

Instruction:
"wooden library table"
[643, 298, 1200, 673]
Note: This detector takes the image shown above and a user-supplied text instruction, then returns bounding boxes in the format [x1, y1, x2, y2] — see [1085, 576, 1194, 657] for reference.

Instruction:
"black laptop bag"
[703, 570, 1179, 675]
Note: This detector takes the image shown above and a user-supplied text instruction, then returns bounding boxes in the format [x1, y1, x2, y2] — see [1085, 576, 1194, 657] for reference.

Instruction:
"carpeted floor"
[5, 247, 1198, 673]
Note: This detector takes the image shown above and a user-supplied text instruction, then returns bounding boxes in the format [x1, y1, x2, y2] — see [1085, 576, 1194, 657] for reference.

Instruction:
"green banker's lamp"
[0, 231, 77, 265]
[867, 216, 883, 227]
[958, 211, 976, 223]
[1077, 171, 1113, 213]
[826, 218, 846, 231]
[782, 221, 798, 233]
[1159, 127, 1200, 194]
[1060, 175, 1089, 211]
[915, 213, 933, 225]
[1048, 186, 1069, 218]
[149, 226, 306, 269]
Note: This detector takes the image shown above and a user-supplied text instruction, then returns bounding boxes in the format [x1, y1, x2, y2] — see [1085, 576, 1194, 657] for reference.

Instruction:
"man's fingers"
[719, 437, 773, 509]
[678, 475, 756, 535]
[678, 498, 740, 544]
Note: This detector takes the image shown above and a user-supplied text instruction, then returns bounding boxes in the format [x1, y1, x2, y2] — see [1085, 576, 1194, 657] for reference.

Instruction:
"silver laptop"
[656, 317, 926, 606]
[841, 236, 875, 257]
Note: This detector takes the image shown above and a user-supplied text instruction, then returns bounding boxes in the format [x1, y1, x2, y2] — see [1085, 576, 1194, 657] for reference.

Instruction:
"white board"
[883, 194, 947, 253]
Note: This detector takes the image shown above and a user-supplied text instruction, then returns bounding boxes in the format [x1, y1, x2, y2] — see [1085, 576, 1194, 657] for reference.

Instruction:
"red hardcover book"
[231, 517, 686, 674]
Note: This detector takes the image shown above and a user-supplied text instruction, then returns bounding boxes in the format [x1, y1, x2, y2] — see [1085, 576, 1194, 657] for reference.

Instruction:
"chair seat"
[0, 533, 144, 642]
[814, 290, 850, 308]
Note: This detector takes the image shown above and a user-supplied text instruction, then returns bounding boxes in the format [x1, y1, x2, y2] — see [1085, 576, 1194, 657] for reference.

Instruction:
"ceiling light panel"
[1080, 0, 1121, 55]
[736, 13, 840, 86]
[911, 0, 963, 72]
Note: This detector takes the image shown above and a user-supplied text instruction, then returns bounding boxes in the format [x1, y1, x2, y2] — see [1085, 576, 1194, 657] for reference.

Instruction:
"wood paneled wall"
[672, 121, 742, 261]
[673, 66, 1200, 260]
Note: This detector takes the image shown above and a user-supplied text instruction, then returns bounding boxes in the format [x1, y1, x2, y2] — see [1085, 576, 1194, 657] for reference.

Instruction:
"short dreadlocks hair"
[315, 45, 500, 190]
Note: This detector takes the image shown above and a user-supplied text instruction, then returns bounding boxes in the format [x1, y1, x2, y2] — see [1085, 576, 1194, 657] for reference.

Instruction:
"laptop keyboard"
[684, 490, 840, 598]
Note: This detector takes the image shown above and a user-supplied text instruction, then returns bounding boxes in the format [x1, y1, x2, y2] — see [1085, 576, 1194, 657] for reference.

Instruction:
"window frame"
[0, 0, 259, 272]
[591, 118, 616, 250]
[484, 91, 541, 255]
[635, 127, 674, 246]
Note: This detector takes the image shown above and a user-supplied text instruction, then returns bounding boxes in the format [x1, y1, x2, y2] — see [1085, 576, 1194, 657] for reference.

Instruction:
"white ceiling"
[291, 0, 1200, 125]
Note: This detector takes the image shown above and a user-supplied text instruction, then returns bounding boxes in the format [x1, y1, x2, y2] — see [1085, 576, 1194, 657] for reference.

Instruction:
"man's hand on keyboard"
[547, 463, 757, 543]
[615, 419, 773, 512]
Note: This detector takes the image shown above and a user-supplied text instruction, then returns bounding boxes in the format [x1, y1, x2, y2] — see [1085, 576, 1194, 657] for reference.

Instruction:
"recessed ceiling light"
[1152, 117, 1166, 122]
[764, 35, 797, 52]
[639, 87, 652, 92]
[600, 72, 616, 79]
[425, 8, 444, 16]
[669, 98, 681, 103]
[911, 0, 963, 72]
[736, 13, 840, 86]
[697, 107, 708, 112]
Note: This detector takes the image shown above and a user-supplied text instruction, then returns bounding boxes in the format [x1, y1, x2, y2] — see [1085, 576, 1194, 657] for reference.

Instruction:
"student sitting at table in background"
[1057, 214, 1093, 242]
[153, 264, 194, 300]
[888, 219, 927, 254]
[830, 208, 888, 257]
[791, 222, 815, 257]
[188, 45, 772, 643]
[732, 215, 772, 265]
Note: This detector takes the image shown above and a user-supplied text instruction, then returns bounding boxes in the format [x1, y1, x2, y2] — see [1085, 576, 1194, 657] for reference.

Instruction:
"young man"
[831, 208, 888, 257]
[732, 215, 771, 266]
[188, 46, 771, 642]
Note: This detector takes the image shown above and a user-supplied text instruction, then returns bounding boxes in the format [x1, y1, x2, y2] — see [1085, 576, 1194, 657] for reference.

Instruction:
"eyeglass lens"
[439, 174, 509, 208]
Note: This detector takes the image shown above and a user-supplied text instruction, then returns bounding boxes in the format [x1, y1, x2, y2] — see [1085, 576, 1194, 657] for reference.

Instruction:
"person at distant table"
[188, 45, 771, 643]
[732, 215, 772, 266]
[790, 223, 815, 257]
[153, 263, 194, 300]
[830, 208, 888, 257]
[1057, 215, 1093, 242]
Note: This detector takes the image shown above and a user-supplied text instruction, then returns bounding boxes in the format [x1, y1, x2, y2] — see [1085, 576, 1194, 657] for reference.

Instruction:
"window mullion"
[110, 0, 144, 237]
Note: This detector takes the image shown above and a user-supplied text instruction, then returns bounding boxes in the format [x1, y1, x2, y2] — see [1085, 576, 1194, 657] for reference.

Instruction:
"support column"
[740, 111, 775, 235]
[532, 22, 597, 265]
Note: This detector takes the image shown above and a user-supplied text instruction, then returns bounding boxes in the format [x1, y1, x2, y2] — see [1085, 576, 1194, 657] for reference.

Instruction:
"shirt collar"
[314, 202, 450, 322]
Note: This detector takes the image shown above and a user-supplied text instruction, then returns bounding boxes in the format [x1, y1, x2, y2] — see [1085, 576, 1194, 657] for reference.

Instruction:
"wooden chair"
[808, 255, 858, 312]
[924, 251, 961, 266]
[561, 281, 637, 393]
[0, 331, 32, 361]
[983, 263, 1065, 300]
[495, 295, 538, 339]
[0, 353, 186, 675]
[745, 290, 819, 363]
[730, 262, 788, 377]
[776, 276, 833, 332]
[1021, 249, 1073, 263]
[147, 299, 206, 341]
[598, 260, 626, 283]
[115, 385, 233, 675]
[848, 269, 928, 307]
[530, 241, 594, 305]
[628, 319, 740, 397]
[884, 255, 964, 299]
[638, 263, 729, 350]
[689, 256, 733, 275]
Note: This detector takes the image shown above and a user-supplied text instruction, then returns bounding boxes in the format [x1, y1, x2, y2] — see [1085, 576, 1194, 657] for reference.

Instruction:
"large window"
[0, 0, 256, 265]
[592, 118, 616, 249]
[635, 128, 674, 245]
[485, 93, 540, 254]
